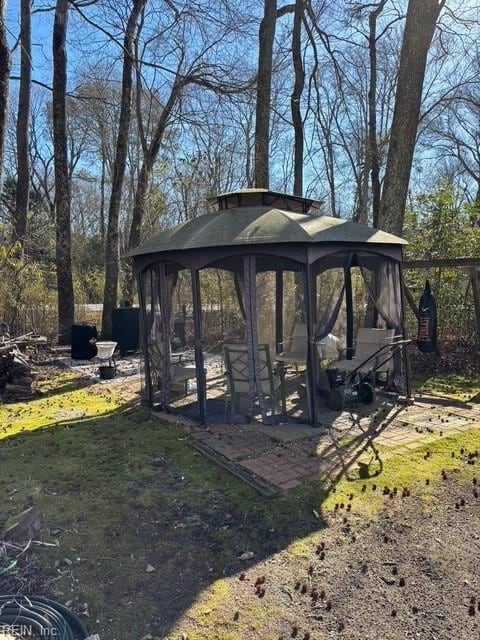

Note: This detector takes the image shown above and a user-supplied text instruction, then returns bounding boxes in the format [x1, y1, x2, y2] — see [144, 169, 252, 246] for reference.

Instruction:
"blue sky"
[7, 2, 73, 87]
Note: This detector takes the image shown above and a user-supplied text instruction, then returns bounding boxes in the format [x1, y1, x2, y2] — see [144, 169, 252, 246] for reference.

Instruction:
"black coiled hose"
[0, 595, 90, 639]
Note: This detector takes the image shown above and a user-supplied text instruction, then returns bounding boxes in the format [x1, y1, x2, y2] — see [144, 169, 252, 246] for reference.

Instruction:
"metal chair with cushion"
[149, 332, 196, 398]
[223, 343, 286, 420]
[276, 323, 307, 370]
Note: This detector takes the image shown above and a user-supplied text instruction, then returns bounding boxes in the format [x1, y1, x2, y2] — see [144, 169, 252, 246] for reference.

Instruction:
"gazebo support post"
[399, 261, 412, 399]
[191, 269, 207, 424]
[344, 265, 354, 360]
[305, 261, 318, 425]
[275, 270, 283, 355]
[471, 267, 480, 350]
[137, 272, 153, 408]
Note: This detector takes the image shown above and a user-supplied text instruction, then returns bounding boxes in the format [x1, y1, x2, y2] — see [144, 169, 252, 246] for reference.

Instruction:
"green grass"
[1, 369, 479, 639]
[320, 428, 480, 515]
[412, 373, 480, 401]
[0, 371, 326, 638]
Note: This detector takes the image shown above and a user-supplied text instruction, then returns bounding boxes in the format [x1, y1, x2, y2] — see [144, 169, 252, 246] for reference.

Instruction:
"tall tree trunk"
[325, 134, 336, 216]
[290, 0, 306, 317]
[101, 0, 146, 337]
[15, 0, 31, 247]
[378, 0, 444, 235]
[367, 1, 386, 228]
[0, 0, 10, 191]
[52, 0, 74, 344]
[474, 181, 480, 227]
[355, 144, 369, 224]
[254, 0, 277, 189]
[291, 0, 304, 196]
[128, 161, 149, 255]
[123, 80, 183, 302]
[99, 147, 106, 242]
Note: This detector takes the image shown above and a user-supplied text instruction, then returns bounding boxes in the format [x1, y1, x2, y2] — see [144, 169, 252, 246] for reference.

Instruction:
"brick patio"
[187, 393, 480, 494]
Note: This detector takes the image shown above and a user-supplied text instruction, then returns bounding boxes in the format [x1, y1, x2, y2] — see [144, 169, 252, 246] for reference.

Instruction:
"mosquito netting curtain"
[138, 249, 406, 424]
[313, 251, 405, 389]
[198, 255, 307, 424]
[139, 263, 199, 415]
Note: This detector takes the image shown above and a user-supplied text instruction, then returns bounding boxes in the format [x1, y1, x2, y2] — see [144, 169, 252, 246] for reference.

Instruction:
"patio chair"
[334, 328, 396, 379]
[148, 332, 196, 397]
[276, 323, 307, 370]
[223, 343, 286, 420]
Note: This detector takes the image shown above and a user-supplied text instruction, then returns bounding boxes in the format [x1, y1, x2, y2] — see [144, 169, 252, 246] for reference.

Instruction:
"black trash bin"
[112, 306, 140, 356]
[71, 324, 97, 360]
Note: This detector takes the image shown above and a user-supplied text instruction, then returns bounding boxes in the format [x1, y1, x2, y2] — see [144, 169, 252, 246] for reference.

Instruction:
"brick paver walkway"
[188, 393, 480, 493]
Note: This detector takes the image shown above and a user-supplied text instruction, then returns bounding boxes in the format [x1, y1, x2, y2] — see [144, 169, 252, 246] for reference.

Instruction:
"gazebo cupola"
[206, 188, 323, 214]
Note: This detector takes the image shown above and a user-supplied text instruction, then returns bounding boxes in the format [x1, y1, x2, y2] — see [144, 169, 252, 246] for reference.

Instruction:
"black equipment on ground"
[0, 595, 90, 639]
[327, 338, 412, 411]
[112, 306, 140, 356]
[70, 324, 97, 360]
[417, 279, 437, 353]
[98, 365, 116, 379]
[328, 381, 375, 411]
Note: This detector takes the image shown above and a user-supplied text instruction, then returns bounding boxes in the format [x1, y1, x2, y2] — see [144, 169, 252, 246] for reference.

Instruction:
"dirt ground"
[0, 365, 479, 640]
[180, 481, 480, 640]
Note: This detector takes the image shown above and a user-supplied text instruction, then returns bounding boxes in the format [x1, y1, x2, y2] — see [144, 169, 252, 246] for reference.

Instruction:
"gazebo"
[131, 189, 410, 425]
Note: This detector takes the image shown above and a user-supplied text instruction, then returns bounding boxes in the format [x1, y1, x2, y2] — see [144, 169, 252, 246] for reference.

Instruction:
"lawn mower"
[326, 338, 412, 411]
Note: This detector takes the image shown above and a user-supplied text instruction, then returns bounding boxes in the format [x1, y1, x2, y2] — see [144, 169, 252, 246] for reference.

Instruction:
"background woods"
[0, 0, 479, 342]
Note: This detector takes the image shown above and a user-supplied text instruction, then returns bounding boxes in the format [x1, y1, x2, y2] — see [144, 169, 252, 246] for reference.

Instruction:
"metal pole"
[275, 270, 283, 355]
[344, 266, 354, 359]
[399, 259, 412, 399]
[305, 259, 318, 425]
[137, 270, 153, 408]
[191, 269, 207, 424]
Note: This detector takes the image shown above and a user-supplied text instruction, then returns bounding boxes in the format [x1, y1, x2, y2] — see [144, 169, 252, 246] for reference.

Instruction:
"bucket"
[98, 365, 116, 380]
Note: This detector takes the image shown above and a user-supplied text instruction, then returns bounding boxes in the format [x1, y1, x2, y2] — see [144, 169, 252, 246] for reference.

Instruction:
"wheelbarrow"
[327, 339, 412, 411]
[94, 341, 118, 379]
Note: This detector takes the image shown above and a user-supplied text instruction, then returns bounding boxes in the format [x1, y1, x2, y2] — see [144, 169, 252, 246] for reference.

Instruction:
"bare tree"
[254, 0, 277, 189]
[123, 74, 238, 300]
[126, 77, 184, 267]
[29, 93, 55, 222]
[0, 0, 10, 190]
[254, 1, 297, 189]
[428, 90, 480, 218]
[101, 0, 147, 336]
[52, 0, 74, 343]
[379, 0, 445, 234]
[291, 0, 304, 196]
[15, 0, 31, 247]
[367, 0, 387, 227]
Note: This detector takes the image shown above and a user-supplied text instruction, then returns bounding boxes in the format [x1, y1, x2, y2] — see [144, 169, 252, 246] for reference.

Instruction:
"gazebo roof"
[131, 190, 406, 257]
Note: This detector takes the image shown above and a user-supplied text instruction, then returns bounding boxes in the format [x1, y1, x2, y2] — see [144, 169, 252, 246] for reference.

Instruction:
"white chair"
[335, 328, 396, 378]
[276, 323, 307, 369]
[223, 343, 286, 419]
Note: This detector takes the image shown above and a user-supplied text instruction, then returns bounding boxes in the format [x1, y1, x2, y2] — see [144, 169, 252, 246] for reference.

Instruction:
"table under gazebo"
[131, 189, 410, 426]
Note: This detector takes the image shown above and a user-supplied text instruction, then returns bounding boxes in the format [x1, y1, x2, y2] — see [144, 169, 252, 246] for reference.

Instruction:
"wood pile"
[0, 349, 37, 401]
[0, 332, 47, 402]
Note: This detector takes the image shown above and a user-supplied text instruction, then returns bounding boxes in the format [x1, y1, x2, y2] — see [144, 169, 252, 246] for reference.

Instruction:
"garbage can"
[71, 324, 97, 360]
[112, 306, 140, 356]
